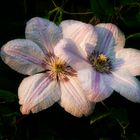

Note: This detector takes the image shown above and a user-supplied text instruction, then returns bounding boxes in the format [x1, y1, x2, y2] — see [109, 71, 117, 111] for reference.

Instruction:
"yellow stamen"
[98, 54, 107, 62]
[44, 55, 76, 81]
[51, 59, 65, 74]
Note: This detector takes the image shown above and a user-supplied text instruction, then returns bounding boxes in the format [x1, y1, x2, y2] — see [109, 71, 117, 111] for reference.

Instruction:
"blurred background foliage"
[0, 0, 140, 139]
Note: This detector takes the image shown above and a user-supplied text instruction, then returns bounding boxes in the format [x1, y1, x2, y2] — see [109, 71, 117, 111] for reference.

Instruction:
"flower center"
[44, 53, 76, 81]
[88, 51, 112, 73]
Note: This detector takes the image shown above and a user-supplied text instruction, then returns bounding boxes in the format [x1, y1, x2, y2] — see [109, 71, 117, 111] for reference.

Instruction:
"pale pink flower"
[1, 17, 95, 117]
[55, 20, 140, 103]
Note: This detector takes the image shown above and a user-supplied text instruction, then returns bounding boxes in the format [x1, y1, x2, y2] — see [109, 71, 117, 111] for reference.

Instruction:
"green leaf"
[99, 0, 114, 16]
[90, 0, 102, 18]
[136, 11, 140, 22]
[0, 112, 19, 140]
[0, 77, 14, 90]
[90, 0, 114, 18]
[0, 90, 17, 102]
[121, 4, 140, 28]
[127, 133, 140, 140]
[110, 108, 129, 127]
[122, 16, 140, 28]
[0, 105, 16, 115]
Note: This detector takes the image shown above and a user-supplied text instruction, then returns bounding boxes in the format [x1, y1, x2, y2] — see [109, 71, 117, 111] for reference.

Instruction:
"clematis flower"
[54, 20, 140, 103]
[0, 17, 95, 117]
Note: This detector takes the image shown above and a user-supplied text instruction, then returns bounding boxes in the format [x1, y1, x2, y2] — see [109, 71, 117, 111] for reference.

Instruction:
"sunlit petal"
[60, 20, 97, 57]
[1, 39, 45, 75]
[59, 76, 95, 117]
[54, 39, 91, 71]
[95, 23, 125, 56]
[116, 48, 140, 76]
[26, 17, 62, 54]
[18, 73, 61, 114]
[107, 69, 140, 103]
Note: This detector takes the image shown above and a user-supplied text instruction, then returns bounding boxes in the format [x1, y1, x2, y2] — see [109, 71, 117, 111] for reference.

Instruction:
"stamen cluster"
[44, 53, 76, 81]
[88, 51, 112, 73]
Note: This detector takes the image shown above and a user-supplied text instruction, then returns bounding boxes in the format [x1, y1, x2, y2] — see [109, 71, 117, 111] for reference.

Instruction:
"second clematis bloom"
[1, 17, 95, 117]
[55, 20, 140, 103]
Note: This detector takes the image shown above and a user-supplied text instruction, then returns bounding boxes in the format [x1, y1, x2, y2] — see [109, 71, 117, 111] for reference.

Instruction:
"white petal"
[95, 23, 125, 56]
[79, 69, 113, 102]
[26, 17, 62, 54]
[107, 69, 140, 103]
[116, 48, 140, 76]
[54, 39, 91, 71]
[60, 20, 97, 57]
[78, 68, 95, 92]
[59, 76, 95, 117]
[1, 39, 45, 75]
[18, 73, 61, 114]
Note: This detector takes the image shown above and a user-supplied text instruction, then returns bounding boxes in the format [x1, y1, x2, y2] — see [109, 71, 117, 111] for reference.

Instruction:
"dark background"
[0, 0, 140, 140]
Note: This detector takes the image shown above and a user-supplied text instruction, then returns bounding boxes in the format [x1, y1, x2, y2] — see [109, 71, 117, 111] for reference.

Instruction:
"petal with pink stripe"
[59, 76, 95, 117]
[18, 73, 61, 114]
[60, 20, 97, 58]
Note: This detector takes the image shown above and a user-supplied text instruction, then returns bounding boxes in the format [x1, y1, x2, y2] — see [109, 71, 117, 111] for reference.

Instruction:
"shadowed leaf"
[110, 108, 129, 127]
[0, 90, 17, 102]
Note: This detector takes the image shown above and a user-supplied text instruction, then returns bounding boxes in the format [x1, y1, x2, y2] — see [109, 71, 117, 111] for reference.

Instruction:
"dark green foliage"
[90, 0, 114, 19]
[121, 4, 140, 28]
[119, 0, 140, 6]
[90, 0, 140, 28]
[0, 90, 17, 103]
[0, 90, 20, 140]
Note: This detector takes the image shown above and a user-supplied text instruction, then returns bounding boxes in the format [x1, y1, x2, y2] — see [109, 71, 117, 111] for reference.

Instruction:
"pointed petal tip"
[1, 39, 45, 75]
[18, 73, 61, 115]
[59, 76, 95, 117]
[116, 48, 140, 76]
[108, 70, 140, 103]
[61, 104, 95, 118]
[20, 106, 30, 115]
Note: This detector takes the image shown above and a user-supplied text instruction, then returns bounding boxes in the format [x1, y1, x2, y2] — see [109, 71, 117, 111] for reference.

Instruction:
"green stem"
[101, 101, 109, 110]
[126, 33, 140, 40]
[51, 0, 57, 7]
[63, 10, 93, 15]
[90, 112, 110, 124]
[53, 10, 60, 23]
